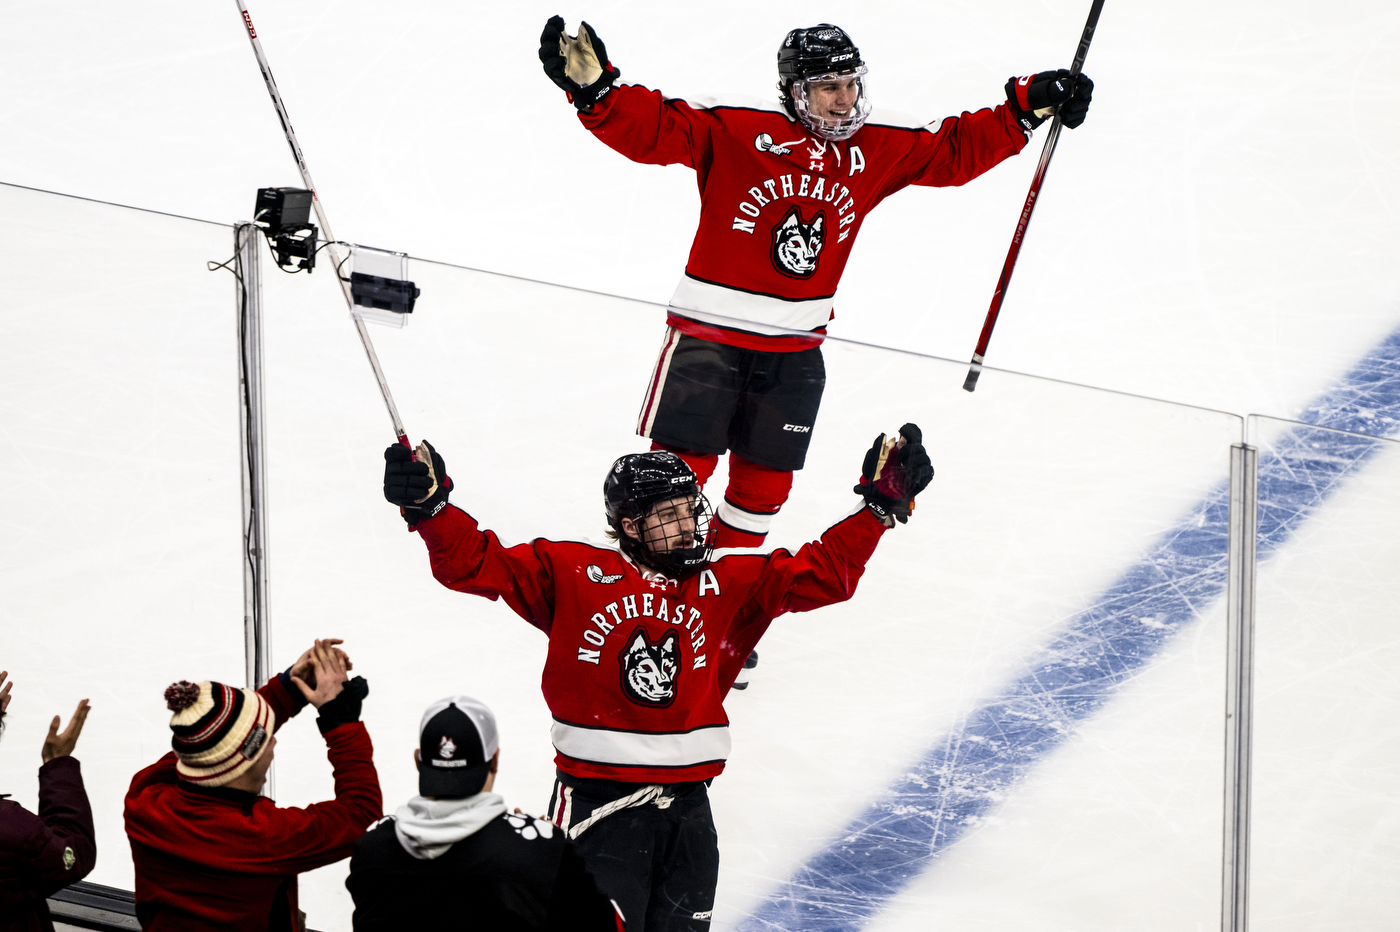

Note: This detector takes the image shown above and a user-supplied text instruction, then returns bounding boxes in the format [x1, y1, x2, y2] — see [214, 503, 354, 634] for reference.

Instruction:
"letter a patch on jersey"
[770, 206, 825, 279]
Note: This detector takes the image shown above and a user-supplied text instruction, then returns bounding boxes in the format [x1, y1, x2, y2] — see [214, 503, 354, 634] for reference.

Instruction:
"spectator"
[0, 670, 95, 932]
[124, 639, 381, 932]
[346, 695, 623, 931]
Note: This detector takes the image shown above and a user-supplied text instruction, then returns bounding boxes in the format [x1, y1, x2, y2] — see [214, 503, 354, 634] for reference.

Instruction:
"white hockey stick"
[234, 1, 411, 446]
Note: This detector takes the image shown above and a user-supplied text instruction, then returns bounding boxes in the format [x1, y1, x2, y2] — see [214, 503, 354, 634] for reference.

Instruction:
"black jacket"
[346, 812, 620, 931]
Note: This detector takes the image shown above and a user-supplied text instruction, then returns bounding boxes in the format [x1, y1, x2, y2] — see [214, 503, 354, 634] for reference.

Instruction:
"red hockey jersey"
[415, 503, 887, 783]
[579, 84, 1030, 351]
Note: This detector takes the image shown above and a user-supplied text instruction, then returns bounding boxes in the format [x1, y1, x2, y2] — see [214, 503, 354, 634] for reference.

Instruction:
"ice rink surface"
[1, 2, 1398, 930]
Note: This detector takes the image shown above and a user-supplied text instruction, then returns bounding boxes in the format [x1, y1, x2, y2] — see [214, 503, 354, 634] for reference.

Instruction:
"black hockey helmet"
[604, 451, 714, 578]
[777, 24, 872, 140]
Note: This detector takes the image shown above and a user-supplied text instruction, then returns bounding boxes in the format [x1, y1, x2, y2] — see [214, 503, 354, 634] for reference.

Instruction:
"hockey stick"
[234, 1, 411, 446]
[962, 0, 1106, 393]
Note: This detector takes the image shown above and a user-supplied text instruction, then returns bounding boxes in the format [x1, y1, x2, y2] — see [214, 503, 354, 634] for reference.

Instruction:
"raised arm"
[760, 424, 933, 614]
[894, 69, 1094, 190]
[539, 16, 707, 168]
[385, 442, 557, 633]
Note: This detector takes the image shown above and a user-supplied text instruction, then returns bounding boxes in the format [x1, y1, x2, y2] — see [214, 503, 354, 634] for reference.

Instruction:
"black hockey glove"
[539, 15, 621, 112]
[1005, 69, 1093, 131]
[854, 423, 933, 527]
[384, 441, 452, 526]
[316, 675, 368, 735]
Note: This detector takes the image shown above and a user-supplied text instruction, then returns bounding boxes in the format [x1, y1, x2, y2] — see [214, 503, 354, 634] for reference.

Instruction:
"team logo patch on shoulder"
[619, 626, 680, 707]
[754, 132, 793, 156]
[771, 206, 825, 278]
[587, 565, 623, 584]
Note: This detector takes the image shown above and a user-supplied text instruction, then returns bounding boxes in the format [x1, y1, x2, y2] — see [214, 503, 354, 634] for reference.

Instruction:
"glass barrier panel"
[256, 251, 1242, 931]
[0, 184, 245, 894]
[1249, 415, 1400, 932]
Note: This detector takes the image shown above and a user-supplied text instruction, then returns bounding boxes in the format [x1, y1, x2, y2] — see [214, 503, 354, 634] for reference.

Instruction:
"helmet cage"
[789, 65, 872, 141]
[614, 489, 715, 579]
[604, 451, 715, 579]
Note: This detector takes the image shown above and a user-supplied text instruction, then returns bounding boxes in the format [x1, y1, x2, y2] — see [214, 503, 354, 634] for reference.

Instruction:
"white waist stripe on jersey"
[669, 276, 834, 336]
[551, 719, 732, 768]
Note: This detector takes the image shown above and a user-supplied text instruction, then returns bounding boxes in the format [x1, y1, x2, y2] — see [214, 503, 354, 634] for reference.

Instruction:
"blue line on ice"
[739, 326, 1400, 931]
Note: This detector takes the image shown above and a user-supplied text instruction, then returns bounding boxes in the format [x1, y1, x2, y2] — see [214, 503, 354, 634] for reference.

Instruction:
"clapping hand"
[289, 638, 352, 691]
[289, 640, 350, 709]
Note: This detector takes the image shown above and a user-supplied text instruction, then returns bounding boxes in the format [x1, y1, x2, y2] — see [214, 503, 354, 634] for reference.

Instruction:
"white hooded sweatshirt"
[393, 792, 508, 861]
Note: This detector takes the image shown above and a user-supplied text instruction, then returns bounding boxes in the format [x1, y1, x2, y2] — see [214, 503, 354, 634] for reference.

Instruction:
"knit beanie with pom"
[164, 680, 273, 787]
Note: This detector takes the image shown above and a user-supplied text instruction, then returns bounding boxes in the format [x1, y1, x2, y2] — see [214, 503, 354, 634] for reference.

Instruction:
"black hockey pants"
[549, 772, 719, 932]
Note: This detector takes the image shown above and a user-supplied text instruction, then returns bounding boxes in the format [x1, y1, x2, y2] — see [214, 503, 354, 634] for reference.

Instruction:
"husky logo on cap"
[439, 735, 456, 759]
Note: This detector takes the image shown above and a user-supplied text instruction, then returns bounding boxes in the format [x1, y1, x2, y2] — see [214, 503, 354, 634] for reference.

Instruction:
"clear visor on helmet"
[791, 65, 872, 141]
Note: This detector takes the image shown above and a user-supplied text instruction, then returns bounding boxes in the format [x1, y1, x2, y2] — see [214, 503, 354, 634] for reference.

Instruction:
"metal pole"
[236, 222, 272, 692]
[1222, 442, 1258, 932]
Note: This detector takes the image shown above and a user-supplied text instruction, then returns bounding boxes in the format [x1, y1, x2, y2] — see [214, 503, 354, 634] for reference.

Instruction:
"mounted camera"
[253, 187, 319, 272]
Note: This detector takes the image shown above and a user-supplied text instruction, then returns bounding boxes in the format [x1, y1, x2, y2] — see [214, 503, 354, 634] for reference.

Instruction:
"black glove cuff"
[317, 676, 369, 735]
[855, 484, 902, 527]
[572, 67, 620, 112]
[1004, 76, 1045, 133]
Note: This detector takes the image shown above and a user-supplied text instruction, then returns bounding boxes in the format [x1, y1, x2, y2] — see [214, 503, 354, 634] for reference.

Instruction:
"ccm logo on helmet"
[783, 424, 811, 433]
[830, 52, 855, 63]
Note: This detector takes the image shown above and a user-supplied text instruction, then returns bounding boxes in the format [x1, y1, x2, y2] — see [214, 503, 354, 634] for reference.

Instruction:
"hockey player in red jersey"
[539, 17, 1092, 551]
[383, 425, 932, 931]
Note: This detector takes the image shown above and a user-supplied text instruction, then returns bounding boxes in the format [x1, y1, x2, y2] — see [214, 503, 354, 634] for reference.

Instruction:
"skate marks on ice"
[739, 325, 1400, 931]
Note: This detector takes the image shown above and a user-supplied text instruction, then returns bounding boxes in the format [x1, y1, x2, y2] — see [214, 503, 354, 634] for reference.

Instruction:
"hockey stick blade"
[962, 0, 1105, 394]
[963, 355, 984, 392]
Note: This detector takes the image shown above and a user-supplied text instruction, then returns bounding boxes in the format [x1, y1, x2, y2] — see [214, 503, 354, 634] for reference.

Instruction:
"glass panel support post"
[1222, 442, 1258, 932]
[234, 222, 271, 693]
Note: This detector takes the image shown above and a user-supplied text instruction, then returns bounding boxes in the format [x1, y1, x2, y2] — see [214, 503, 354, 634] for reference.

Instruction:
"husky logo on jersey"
[754, 133, 794, 157]
[619, 626, 679, 707]
[587, 564, 623, 584]
[771, 206, 825, 278]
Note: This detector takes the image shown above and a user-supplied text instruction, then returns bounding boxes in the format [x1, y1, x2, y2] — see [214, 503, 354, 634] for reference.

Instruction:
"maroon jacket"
[0, 756, 96, 932]
[124, 675, 382, 932]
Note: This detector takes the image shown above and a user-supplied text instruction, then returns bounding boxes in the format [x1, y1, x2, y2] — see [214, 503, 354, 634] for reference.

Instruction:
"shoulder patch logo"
[619, 626, 680, 707]
[504, 812, 555, 841]
[771, 206, 825, 279]
[754, 132, 792, 156]
[587, 564, 623, 584]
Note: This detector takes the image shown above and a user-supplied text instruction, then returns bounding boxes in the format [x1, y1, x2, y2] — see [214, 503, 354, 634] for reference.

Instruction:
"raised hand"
[384, 441, 452, 525]
[539, 15, 620, 112]
[288, 638, 352, 690]
[289, 639, 350, 709]
[41, 698, 91, 764]
[855, 423, 934, 526]
[1005, 69, 1094, 132]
